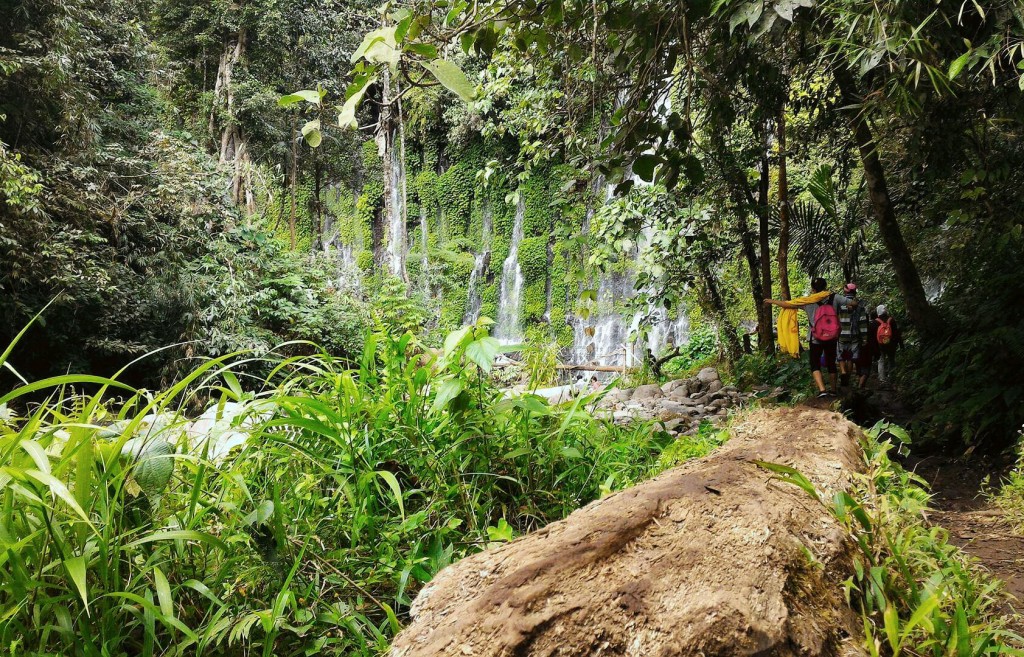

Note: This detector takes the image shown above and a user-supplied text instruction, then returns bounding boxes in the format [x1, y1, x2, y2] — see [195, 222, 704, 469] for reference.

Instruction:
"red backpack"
[811, 295, 840, 341]
[876, 317, 893, 345]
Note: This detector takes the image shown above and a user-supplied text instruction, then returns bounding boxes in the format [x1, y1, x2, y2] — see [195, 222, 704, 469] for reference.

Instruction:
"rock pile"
[595, 367, 774, 438]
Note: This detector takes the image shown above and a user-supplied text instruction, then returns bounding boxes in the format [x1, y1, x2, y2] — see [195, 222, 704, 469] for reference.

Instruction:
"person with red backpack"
[875, 304, 903, 383]
[765, 277, 857, 398]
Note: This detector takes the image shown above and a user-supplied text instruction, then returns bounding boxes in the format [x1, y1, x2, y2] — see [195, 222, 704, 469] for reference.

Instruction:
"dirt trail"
[392, 408, 866, 657]
[909, 455, 1024, 628]
[840, 383, 1024, 629]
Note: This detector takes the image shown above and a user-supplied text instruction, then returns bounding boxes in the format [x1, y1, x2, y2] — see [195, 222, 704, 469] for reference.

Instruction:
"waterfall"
[570, 173, 690, 369]
[386, 132, 407, 279]
[322, 193, 363, 296]
[463, 202, 492, 325]
[494, 195, 525, 343]
[419, 205, 429, 293]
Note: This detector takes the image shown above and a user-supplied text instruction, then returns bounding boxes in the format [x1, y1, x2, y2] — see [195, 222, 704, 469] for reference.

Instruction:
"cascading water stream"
[494, 195, 525, 343]
[571, 164, 690, 370]
[463, 202, 492, 325]
[419, 205, 429, 293]
[321, 190, 363, 296]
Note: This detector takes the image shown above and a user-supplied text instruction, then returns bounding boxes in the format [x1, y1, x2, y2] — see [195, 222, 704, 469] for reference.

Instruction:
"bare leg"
[812, 370, 826, 392]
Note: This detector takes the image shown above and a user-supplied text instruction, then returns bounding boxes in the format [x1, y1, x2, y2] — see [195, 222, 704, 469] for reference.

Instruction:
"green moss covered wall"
[310, 131, 602, 346]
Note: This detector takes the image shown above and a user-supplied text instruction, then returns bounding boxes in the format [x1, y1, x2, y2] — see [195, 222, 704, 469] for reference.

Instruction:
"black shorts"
[809, 340, 838, 373]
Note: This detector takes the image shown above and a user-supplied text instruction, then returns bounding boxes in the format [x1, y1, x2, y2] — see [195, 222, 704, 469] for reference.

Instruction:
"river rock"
[706, 380, 723, 394]
[604, 389, 632, 403]
[696, 367, 720, 385]
[662, 417, 687, 432]
[631, 384, 664, 401]
[661, 379, 686, 395]
[658, 401, 690, 418]
[392, 408, 866, 657]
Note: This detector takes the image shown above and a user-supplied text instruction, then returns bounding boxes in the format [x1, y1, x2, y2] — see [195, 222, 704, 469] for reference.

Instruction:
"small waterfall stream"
[463, 201, 492, 325]
[419, 205, 429, 293]
[494, 195, 525, 343]
[570, 174, 689, 370]
[322, 194, 363, 296]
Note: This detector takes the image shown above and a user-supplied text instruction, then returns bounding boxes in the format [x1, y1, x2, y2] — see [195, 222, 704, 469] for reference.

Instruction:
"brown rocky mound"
[391, 408, 867, 657]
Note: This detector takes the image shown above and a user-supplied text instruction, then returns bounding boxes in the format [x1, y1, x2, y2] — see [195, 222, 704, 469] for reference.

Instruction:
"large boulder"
[661, 379, 687, 395]
[391, 408, 864, 657]
[630, 384, 664, 401]
[696, 366, 721, 385]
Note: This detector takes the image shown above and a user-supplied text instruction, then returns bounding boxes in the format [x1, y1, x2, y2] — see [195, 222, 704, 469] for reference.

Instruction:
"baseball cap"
[844, 283, 857, 293]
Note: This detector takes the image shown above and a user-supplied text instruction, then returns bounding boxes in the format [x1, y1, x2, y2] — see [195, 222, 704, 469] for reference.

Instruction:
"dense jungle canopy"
[3, 0, 1023, 443]
[2, 0, 1024, 654]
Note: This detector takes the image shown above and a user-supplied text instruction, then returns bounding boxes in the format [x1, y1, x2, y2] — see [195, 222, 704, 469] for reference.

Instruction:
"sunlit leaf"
[422, 59, 477, 102]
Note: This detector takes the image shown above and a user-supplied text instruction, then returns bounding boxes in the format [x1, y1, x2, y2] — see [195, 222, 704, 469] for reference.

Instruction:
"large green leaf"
[948, 51, 970, 80]
[465, 337, 501, 372]
[64, 555, 89, 611]
[338, 76, 376, 130]
[430, 378, 464, 414]
[374, 470, 405, 519]
[301, 119, 322, 147]
[353, 27, 399, 69]
[278, 90, 322, 108]
[422, 59, 477, 102]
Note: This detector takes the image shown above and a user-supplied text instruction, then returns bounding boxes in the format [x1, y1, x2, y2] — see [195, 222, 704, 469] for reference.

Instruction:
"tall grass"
[0, 319, 672, 656]
[759, 423, 1023, 656]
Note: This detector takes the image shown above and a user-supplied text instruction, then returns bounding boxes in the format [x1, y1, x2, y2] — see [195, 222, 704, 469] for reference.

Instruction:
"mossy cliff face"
[314, 135, 674, 352]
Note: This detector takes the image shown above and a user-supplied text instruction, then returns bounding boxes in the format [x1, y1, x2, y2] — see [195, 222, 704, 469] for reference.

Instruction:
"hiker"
[861, 309, 879, 385]
[874, 305, 903, 383]
[589, 375, 601, 392]
[837, 283, 870, 390]
[764, 278, 858, 397]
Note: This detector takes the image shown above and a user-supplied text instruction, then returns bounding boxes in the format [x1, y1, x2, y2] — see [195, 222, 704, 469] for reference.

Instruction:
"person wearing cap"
[837, 283, 870, 390]
[875, 304, 904, 383]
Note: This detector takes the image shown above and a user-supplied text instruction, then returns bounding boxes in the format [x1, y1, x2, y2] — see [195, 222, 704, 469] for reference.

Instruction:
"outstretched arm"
[764, 298, 800, 310]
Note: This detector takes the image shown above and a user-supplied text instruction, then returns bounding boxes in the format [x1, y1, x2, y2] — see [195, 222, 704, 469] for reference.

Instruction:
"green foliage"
[0, 320, 674, 655]
[760, 423, 1023, 656]
[518, 237, 549, 285]
[371, 276, 427, 335]
[522, 340, 560, 389]
[990, 430, 1024, 533]
[663, 325, 719, 377]
[734, 351, 812, 400]
[437, 162, 476, 238]
[0, 142, 43, 213]
[658, 420, 731, 467]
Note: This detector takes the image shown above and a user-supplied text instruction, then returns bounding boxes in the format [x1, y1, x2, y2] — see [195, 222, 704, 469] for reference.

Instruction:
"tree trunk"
[712, 131, 774, 356]
[376, 66, 407, 281]
[392, 407, 865, 657]
[833, 66, 943, 338]
[757, 128, 775, 353]
[210, 29, 254, 215]
[776, 104, 792, 300]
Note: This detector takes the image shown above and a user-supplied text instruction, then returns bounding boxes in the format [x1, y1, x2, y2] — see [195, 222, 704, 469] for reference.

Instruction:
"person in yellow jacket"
[764, 277, 859, 398]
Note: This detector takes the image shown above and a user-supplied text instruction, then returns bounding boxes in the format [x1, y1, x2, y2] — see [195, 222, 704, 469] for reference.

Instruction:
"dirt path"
[839, 382, 1024, 628]
[908, 455, 1024, 628]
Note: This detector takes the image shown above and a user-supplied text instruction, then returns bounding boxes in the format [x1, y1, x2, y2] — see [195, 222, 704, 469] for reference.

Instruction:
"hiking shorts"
[839, 342, 860, 362]
[809, 339, 838, 374]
